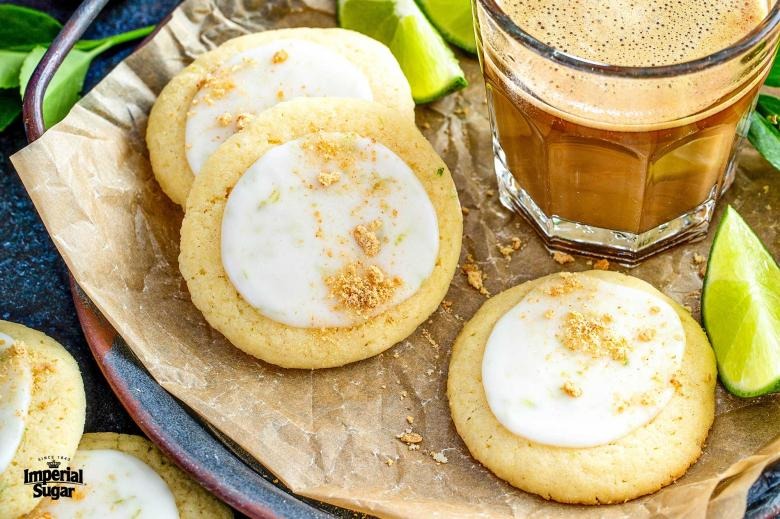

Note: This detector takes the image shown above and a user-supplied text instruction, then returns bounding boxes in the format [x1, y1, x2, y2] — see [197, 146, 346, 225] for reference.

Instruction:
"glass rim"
[477, 0, 780, 78]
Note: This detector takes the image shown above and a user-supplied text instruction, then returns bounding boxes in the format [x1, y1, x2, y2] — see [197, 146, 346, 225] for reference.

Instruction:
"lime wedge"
[338, 0, 467, 103]
[416, 0, 477, 54]
[701, 205, 780, 397]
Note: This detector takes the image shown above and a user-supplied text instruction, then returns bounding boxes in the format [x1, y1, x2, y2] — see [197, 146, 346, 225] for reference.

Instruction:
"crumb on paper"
[406, 415, 414, 425]
[498, 237, 523, 259]
[425, 368, 434, 376]
[384, 458, 394, 466]
[353, 223, 381, 257]
[440, 300, 453, 312]
[235, 112, 254, 131]
[593, 258, 610, 270]
[692, 253, 707, 277]
[325, 262, 402, 316]
[560, 311, 630, 363]
[400, 390, 408, 401]
[463, 255, 490, 296]
[272, 49, 288, 64]
[552, 251, 575, 265]
[398, 432, 423, 444]
[430, 451, 449, 464]
[561, 381, 582, 398]
[421, 329, 439, 349]
[318, 170, 341, 187]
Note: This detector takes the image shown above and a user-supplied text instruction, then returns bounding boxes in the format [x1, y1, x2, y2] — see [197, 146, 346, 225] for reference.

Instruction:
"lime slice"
[338, 0, 467, 103]
[702, 205, 780, 397]
[416, 0, 477, 54]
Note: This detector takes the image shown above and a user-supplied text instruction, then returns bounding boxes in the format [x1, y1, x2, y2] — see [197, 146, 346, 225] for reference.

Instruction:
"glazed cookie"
[0, 321, 86, 518]
[147, 27, 414, 206]
[28, 433, 231, 518]
[448, 270, 716, 504]
[180, 98, 461, 369]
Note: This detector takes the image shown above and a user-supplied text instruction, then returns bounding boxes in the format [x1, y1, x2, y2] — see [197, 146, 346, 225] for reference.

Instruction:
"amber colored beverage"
[475, 0, 780, 263]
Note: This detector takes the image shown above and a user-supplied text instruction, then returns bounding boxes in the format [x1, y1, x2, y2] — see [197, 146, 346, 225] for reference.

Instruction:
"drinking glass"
[474, 0, 780, 264]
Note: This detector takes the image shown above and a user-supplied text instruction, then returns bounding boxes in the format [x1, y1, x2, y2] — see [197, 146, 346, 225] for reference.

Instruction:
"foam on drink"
[499, 0, 769, 66]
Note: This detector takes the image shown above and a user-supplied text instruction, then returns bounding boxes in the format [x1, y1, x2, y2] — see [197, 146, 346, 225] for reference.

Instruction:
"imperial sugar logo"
[23, 456, 85, 499]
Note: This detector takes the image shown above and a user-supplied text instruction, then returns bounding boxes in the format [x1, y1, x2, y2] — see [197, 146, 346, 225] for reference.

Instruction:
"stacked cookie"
[0, 321, 229, 518]
[148, 28, 462, 369]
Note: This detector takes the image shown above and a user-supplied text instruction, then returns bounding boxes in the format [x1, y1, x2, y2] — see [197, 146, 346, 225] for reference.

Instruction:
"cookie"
[180, 98, 462, 369]
[0, 321, 86, 518]
[147, 27, 414, 206]
[447, 270, 716, 504]
[27, 433, 232, 518]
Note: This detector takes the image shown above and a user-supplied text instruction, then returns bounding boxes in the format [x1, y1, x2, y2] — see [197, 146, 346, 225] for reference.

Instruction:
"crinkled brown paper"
[9, 0, 780, 517]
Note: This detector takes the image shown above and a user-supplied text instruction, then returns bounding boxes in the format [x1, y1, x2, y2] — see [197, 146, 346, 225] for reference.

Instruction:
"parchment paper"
[9, 0, 780, 517]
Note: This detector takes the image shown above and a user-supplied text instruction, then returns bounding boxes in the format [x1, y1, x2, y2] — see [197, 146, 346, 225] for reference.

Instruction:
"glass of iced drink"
[475, 0, 780, 264]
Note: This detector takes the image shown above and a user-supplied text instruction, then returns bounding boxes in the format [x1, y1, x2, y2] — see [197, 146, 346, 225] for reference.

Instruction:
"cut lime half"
[416, 0, 477, 54]
[338, 0, 467, 103]
[702, 205, 780, 397]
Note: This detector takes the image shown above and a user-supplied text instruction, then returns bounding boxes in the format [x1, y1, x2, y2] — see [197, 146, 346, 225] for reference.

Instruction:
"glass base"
[493, 143, 716, 267]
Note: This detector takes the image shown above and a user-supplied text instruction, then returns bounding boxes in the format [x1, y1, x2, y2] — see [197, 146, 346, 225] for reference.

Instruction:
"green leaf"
[0, 49, 27, 88]
[16, 25, 153, 129]
[755, 94, 780, 124]
[748, 111, 780, 170]
[74, 25, 155, 51]
[0, 5, 61, 51]
[0, 89, 21, 131]
[18, 45, 102, 128]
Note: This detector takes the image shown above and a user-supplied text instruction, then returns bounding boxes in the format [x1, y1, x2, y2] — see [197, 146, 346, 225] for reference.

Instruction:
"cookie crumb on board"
[552, 251, 575, 265]
[463, 255, 490, 296]
[593, 258, 610, 270]
[497, 237, 523, 259]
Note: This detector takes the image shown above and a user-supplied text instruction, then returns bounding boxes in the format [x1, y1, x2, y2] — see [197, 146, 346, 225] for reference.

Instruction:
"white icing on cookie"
[185, 38, 373, 175]
[0, 331, 32, 473]
[482, 274, 685, 448]
[35, 449, 179, 518]
[221, 132, 439, 328]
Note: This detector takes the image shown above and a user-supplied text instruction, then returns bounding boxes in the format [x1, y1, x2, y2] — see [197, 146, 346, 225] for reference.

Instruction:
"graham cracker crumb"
[440, 300, 453, 312]
[463, 255, 489, 296]
[398, 432, 423, 444]
[692, 253, 706, 265]
[408, 444, 420, 451]
[406, 415, 414, 425]
[271, 49, 288, 64]
[384, 458, 394, 466]
[670, 375, 682, 392]
[318, 170, 341, 187]
[235, 112, 254, 131]
[650, 306, 661, 314]
[560, 311, 631, 363]
[593, 258, 610, 270]
[353, 224, 381, 257]
[216, 112, 233, 127]
[561, 381, 582, 398]
[461, 207, 470, 215]
[276, 89, 285, 100]
[552, 251, 575, 265]
[325, 262, 401, 316]
[638, 329, 657, 342]
[196, 71, 235, 103]
[421, 329, 439, 349]
[498, 237, 523, 259]
[545, 272, 582, 296]
[543, 309, 555, 319]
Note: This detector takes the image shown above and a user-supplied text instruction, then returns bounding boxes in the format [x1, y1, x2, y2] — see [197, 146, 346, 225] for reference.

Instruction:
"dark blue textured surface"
[0, 1, 777, 517]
